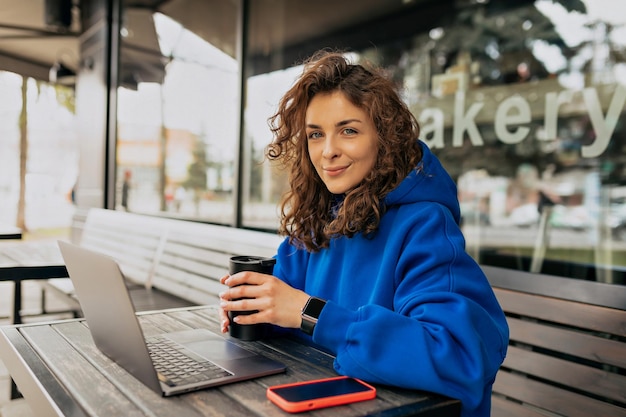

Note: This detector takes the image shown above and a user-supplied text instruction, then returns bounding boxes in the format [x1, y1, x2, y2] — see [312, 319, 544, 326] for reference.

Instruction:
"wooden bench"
[43, 208, 283, 312]
[483, 265, 626, 417]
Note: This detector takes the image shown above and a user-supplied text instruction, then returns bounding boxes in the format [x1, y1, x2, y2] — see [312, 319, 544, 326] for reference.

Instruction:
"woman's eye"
[343, 128, 357, 135]
[308, 131, 322, 139]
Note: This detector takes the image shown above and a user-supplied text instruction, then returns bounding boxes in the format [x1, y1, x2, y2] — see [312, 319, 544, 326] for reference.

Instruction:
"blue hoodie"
[272, 141, 509, 417]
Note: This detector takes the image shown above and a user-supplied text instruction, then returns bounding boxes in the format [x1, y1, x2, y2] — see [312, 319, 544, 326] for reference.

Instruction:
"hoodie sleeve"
[311, 204, 509, 413]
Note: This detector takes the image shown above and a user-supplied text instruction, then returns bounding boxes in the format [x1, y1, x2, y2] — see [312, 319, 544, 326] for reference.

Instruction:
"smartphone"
[266, 376, 376, 413]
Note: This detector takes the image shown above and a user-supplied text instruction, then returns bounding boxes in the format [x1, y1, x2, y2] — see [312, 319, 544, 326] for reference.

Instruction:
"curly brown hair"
[266, 50, 422, 252]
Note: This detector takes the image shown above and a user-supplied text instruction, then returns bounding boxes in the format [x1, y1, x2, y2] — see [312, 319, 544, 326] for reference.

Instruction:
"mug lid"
[230, 255, 276, 267]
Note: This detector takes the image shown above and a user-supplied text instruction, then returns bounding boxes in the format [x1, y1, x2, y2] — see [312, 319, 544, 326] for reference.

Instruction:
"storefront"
[94, 0, 625, 283]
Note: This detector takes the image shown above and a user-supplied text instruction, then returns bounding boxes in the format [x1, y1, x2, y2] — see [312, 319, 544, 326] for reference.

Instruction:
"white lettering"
[415, 84, 624, 158]
[453, 92, 484, 147]
[419, 108, 445, 149]
[582, 83, 626, 157]
[543, 90, 574, 141]
[495, 96, 531, 144]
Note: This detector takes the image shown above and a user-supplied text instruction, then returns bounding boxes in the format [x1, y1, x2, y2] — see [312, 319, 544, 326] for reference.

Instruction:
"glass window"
[242, 0, 625, 284]
[0, 73, 78, 229]
[116, 0, 239, 223]
[242, 0, 412, 229]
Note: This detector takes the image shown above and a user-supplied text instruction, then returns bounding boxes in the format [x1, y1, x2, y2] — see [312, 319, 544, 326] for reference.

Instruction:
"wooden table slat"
[0, 326, 87, 417]
[21, 324, 148, 417]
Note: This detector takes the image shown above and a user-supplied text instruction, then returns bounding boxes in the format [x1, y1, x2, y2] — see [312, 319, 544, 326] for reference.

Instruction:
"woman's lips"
[324, 166, 347, 176]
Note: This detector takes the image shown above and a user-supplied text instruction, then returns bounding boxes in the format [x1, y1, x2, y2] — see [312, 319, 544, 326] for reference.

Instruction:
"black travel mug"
[228, 255, 276, 341]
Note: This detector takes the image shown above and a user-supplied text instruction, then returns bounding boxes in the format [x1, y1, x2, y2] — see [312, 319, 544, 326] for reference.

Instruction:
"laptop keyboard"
[147, 336, 232, 387]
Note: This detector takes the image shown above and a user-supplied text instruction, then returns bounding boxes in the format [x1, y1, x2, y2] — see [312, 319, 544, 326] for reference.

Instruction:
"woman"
[219, 50, 508, 417]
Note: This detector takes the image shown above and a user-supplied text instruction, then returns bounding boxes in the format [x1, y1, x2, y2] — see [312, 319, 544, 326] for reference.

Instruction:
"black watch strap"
[300, 296, 326, 335]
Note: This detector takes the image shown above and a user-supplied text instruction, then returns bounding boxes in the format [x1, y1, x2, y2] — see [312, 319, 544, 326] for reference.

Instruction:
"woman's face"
[305, 91, 378, 194]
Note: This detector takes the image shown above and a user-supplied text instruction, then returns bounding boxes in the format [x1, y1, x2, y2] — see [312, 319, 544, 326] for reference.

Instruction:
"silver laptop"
[58, 240, 286, 396]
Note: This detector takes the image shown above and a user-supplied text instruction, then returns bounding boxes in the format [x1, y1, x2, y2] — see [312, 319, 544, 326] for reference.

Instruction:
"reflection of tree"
[54, 84, 75, 114]
[17, 78, 28, 231]
[17, 80, 73, 230]
[425, 0, 587, 86]
[183, 139, 208, 213]
[249, 141, 264, 201]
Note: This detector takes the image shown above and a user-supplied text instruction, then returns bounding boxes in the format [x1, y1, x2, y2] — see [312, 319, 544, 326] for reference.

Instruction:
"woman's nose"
[322, 137, 339, 159]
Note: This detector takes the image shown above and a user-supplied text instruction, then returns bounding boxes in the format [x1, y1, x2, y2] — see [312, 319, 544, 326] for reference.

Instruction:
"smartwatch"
[300, 296, 326, 335]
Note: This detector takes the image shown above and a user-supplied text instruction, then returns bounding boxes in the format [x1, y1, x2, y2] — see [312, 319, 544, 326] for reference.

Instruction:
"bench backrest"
[483, 265, 626, 417]
[150, 219, 283, 305]
[78, 208, 284, 304]
[80, 209, 168, 284]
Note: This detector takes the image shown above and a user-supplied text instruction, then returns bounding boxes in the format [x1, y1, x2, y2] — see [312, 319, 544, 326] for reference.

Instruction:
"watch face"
[305, 297, 326, 318]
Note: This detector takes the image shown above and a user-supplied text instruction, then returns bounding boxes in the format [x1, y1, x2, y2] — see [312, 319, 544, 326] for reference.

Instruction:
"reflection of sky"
[0, 73, 78, 195]
[155, 12, 238, 163]
[119, 12, 238, 161]
[151, 10, 304, 157]
[0, 72, 26, 193]
[537, 0, 626, 46]
[535, 0, 626, 87]
[246, 66, 302, 149]
[582, 0, 626, 26]
[0, 72, 22, 131]
[153, 12, 302, 154]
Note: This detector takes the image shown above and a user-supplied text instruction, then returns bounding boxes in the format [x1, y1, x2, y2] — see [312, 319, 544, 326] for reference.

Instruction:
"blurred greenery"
[496, 247, 626, 267]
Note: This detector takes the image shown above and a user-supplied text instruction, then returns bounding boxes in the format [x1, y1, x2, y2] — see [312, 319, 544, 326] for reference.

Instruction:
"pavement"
[0, 228, 73, 417]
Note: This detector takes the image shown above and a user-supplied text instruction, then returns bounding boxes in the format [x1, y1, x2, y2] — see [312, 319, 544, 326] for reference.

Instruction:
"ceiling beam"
[0, 51, 50, 81]
[0, 22, 80, 37]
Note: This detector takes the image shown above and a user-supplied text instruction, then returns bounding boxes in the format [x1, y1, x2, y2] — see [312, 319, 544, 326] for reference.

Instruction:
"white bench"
[44, 208, 283, 313]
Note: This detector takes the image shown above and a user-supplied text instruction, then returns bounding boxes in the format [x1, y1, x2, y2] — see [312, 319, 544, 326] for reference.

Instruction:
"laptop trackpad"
[184, 340, 256, 361]
[164, 329, 257, 361]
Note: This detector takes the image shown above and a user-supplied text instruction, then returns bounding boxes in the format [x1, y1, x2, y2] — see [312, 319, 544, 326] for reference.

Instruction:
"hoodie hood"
[384, 141, 461, 224]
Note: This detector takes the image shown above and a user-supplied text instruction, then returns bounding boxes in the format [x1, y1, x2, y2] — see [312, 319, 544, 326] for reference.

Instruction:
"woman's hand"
[218, 271, 310, 334]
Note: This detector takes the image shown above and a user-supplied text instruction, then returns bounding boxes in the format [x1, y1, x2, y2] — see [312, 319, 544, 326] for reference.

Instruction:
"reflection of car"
[510, 203, 592, 230]
[510, 203, 540, 227]
[509, 200, 626, 241]
[549, 205, 592, 231]
[608, 200, 626, 242]
[613, 220, 626, 241]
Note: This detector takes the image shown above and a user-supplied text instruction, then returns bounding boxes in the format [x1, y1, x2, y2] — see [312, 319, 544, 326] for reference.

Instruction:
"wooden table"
[0, 241, 69, 325]
[0, 305, 461, 417]
[0, 241, 71, 400]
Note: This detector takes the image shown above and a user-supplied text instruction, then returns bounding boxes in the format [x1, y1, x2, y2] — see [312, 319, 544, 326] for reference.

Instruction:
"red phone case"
[266, 376, 376, 413]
